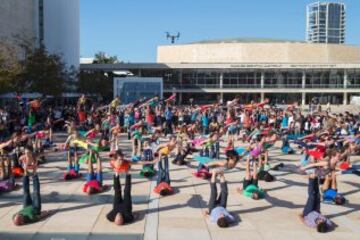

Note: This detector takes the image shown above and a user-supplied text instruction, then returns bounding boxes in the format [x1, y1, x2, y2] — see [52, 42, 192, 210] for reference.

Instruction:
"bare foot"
[203, 209, 209, 217]
[298, 213, 305, 225]
[236, 187, 243, 194]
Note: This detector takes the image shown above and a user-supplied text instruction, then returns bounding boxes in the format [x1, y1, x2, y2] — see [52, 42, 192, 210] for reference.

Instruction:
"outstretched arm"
[301, 161, 327, 170]
[206, 160, 226, 168]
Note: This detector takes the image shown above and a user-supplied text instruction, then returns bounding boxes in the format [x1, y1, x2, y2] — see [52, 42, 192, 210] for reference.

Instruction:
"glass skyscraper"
[306, 2, 345, 44]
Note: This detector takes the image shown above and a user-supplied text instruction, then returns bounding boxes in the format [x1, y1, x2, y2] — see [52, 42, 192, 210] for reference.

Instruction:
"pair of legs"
[198, 147, 211, 171]
[257, 154, 268, 171]
[107, 174, 133, 222]
[87, 151, 102, 185]
[209, 143, 219, 159]
[110, 134, 120, 152]
[303, 177, 321, 217]
[208, 172, 228, 213]
[157, 156, 170, 185]
[0, 157, 15, 191]
[0, 157, 12, 180]
[23, 175, 41, 214]
[322, 172, 337, 192]
[245, 157, 258, 183]
[132, 138, 141, 156]
[67, 147, 79, 173]
[164, 120, 173, 136]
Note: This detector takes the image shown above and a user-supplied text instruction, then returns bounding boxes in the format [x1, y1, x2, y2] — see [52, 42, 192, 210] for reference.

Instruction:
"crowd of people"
[1, 93, 359, 233]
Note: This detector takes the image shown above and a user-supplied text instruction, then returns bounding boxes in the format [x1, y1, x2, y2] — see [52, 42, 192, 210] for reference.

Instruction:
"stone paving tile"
[210, 230, 263, 240]
[158, 227, 210, 240]
[1, 134, 360, 240]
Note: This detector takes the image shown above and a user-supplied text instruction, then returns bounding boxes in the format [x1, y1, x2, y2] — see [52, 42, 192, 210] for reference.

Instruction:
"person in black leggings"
[106, 173, 134, 226]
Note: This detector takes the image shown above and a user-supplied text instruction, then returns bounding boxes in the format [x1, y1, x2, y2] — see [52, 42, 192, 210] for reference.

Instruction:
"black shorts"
[243, 178, 258, 190]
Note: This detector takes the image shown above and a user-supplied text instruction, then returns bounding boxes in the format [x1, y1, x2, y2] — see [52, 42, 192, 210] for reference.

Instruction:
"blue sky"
[80, 0, 359, 62]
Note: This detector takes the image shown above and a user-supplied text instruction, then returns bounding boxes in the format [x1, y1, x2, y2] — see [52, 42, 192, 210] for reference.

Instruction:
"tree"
[0, 42, 21, 93]
[17, 46, 68, 96]
[78, 70, 113, 99]
[92, 51, 119, 64]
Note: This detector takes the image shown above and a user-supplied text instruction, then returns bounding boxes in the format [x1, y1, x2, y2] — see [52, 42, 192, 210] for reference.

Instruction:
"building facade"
[306, 2, 345, 44]
[43, 0, 80, 68]
[81, 39, 360, 105]
[0, 0, 38, 57]
[114, 77, 163, 104]
[0, 0, 79, 68]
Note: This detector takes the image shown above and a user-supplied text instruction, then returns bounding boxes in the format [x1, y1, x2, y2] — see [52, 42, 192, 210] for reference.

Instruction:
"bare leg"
[131, 139, 136, 156]
[96, 154, 102, 173]
[252, 158, 258, 180]
[264, 151, 268, 165]
[331, 171, 337, 190]
[0, 158, 5, 180]
[322, 175, 331, 192]
[137, 139, 141, 156]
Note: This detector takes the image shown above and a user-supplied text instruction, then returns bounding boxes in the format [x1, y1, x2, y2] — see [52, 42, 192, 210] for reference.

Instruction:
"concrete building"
[81, 39, 360, 105]
[0, 0, 79, 68]
[306, 2, 346, 44]
[0, 0, 38, 57]
[43, 0, 80, 68]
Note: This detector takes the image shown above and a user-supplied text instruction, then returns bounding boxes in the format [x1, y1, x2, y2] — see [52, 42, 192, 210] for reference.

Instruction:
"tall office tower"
[0, 0, 79, 68]
[42, 0, 80, 68]
[306, 2, 345, 44]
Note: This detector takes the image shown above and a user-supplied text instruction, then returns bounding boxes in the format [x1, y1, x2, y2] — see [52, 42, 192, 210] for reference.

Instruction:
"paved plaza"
[0, 133, 359, 240]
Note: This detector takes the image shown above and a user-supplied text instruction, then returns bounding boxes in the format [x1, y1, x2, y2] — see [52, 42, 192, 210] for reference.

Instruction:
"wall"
[43, 0, 80, 68]
[0, 0, 36, 56]
[157, 42, 360, 64]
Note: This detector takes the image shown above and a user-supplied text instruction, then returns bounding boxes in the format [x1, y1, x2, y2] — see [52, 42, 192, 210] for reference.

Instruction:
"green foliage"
[0, 43, 20, 93]
[78, 70, 113, 98]
[93, 51, 119, 64]
[17, 47, 68, 96]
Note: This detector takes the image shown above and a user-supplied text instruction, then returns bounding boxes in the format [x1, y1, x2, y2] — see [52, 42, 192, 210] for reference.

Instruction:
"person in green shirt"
[240, 157, 265, 200]
[13, 164, 48, 225]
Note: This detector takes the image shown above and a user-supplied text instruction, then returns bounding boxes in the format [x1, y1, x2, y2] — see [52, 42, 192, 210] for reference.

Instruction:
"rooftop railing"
[164, 83, 360, 89]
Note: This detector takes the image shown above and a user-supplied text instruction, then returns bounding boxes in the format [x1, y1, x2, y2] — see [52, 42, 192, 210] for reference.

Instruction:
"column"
[343, 70, 348, 105]
[179, 93, 182, 105]
[343, 92, 348, 105]
[219, 72, 223, 89]
[302, 92, 306, 106]
[219, 72, 224, 103]
[178, 70, 183, 89]
[302, 70, 306, 89]
[260, 92, 265, 102]
[220, 92, 224, 104]
[344, 69, 347, 89]
[260, 71, 265, 102]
